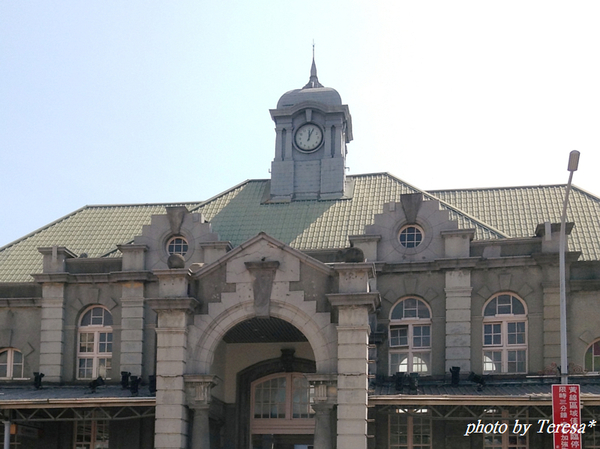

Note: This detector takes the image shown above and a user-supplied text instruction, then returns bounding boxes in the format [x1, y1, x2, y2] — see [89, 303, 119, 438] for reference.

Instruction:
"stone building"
[1, 60, 600, 449]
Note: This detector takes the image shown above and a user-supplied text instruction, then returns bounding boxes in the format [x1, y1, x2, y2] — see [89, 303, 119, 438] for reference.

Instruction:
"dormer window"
[398, 225, 424, 248]
[167, 236, 188, 256]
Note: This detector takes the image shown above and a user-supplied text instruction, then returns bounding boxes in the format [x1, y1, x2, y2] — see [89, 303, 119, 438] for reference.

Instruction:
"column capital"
[184, 374, 220, 409]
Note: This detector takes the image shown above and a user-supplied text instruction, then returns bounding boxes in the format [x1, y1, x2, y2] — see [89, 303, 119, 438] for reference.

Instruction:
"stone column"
[306, 374, 337, 449]
[313, 402, 335, 449]
[148, 268, 199, 449]
[328, 263, 379, 449]
[185, 375, 219, 449]
[444, 270, 473, 372]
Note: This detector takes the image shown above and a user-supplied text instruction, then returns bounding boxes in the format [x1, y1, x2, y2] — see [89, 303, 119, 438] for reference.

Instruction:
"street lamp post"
[559, 150, 580, 385]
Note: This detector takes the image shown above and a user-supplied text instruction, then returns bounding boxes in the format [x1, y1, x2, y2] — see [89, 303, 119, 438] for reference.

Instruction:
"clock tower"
[269, 57, 353, 201]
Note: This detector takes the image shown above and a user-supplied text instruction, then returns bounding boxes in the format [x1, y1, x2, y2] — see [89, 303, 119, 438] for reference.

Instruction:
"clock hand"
[307, 129, 313, 140]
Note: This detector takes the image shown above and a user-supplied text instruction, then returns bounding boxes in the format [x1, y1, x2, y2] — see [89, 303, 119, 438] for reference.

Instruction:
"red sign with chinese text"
[552, 384, 581, 449]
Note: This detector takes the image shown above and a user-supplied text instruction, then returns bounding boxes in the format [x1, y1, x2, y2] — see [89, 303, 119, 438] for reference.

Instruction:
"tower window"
[398, 225, 424, 248]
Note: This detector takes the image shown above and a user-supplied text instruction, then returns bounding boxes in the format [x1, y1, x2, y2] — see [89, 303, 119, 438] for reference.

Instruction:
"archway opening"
[212, 317, 317, 449]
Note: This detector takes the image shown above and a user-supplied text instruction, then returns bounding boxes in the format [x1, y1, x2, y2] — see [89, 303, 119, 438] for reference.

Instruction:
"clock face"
[294, 123, 323, 152]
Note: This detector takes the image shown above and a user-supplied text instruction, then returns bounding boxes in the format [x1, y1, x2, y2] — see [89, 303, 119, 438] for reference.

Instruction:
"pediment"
[190, 232, 334, 281]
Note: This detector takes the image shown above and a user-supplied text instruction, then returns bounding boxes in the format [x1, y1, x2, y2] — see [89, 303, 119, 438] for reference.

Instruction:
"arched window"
[482, 293, 527, 374]
[585, 340, 600, 372]
[77, 306, 113, 380]
[389, 297, 432, 375]
[250, 373, 314, 437]
[0, 348, 24, 379]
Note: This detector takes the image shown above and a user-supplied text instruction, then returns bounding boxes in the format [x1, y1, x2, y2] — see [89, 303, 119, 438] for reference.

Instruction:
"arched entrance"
[224, 317, 317, 449]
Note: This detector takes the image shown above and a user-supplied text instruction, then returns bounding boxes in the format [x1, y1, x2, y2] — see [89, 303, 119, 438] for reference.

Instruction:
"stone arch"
[189, 299, 336, 374]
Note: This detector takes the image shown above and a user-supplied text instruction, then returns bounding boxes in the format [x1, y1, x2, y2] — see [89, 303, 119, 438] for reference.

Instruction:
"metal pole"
[3, 419, 10, 449]
[559, 150, 580, 385]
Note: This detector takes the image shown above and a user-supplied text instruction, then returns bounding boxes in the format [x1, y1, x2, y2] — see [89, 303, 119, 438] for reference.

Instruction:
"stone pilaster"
[329, 292, 379, 449]
[35, 247, 75, 383]
[149, 268, 199, 449]
[38, 282, 66, 382]
[444, 270, 472, 372]
[185, 375, 219, 449]
[328, 263, 379, 449]
[542, 283, 561, 365]
[117, 245, 148, 377]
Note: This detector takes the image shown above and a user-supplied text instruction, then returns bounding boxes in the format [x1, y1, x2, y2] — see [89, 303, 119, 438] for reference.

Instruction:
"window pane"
[81, 310, 92, 326]
[391, 353, 409, 373]
[483, 351, 502, 373]
[484, 298, 497, 316]
[103, 309, 113, 326]
[512, 297, 525, 315]
[78, 358, 93, 379]
[412, 353, 430, 373]
[413, 325, 431, 348]
[390, 326, 408, 347]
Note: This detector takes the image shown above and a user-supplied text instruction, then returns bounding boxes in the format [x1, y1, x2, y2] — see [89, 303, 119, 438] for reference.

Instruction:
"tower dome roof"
[276, 57, 342, 109]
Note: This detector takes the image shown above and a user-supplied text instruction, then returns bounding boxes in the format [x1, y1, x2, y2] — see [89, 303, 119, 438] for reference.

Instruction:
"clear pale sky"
[1, 1, 599, 247]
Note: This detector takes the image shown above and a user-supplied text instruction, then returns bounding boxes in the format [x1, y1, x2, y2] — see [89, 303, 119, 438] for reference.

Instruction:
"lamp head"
[568, 150, 580, 172]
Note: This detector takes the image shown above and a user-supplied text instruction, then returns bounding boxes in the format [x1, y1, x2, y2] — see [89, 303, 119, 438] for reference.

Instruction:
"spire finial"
[303, 40, 323, 89]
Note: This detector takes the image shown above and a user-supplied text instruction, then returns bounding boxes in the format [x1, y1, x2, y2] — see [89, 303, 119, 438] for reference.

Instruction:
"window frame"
[398, 225, 425, 249]
[250, 372, 315, 436]
[482, 293, 528, 374]
[388, 297, 432, 375]
[389, 408, 432, 449]
[77, 306, 113, 380]
[166, 235, 189, 256]
[73, 413, 110, 449]
[0, 348, 24, 380]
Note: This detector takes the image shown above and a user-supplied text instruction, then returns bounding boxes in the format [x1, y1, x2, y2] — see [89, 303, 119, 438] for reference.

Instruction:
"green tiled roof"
[191, 174, 504, 250]
[2, 174, 599, 282]
[0, 203, 201, 282]
[431, 185, 600, 260]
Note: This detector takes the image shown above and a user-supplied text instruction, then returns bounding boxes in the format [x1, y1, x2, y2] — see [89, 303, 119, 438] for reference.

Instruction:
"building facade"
[1, 61, 600, 449]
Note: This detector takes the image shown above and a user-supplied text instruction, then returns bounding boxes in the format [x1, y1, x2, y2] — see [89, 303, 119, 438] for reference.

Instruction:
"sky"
[1, 1, 599, 247]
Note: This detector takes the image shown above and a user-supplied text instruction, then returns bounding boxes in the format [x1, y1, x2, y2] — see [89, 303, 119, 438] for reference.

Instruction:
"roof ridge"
[430, 184, 569, 193]
[188, 179, 255, 212]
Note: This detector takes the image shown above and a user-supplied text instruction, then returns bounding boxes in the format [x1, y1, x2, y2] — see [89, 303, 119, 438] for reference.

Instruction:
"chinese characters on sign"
[552, 384, 581, 449]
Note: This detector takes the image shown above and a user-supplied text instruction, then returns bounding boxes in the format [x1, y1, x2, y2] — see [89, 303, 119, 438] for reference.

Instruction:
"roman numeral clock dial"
[294, 123, 323, 152]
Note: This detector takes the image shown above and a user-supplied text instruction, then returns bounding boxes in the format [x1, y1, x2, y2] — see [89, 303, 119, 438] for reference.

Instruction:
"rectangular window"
[484, 324, 502, 346]
[507, 322, 526, 345]
[412, 326, 430, 348]
[389, 410, 432, 449]
[507, 350, 526, 373]
[74, 419, 109, 449]
[79, 334, 94, 353]
[390, 326, 408, 347]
